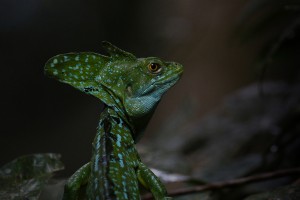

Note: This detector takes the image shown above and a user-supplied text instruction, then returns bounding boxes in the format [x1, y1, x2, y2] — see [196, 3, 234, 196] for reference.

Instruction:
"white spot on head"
[53, 59, 58, 64]
[64, 56, 69, 61]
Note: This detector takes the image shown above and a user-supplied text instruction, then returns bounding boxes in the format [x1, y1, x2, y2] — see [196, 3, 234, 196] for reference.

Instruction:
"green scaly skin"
[45, 41, 183, 200]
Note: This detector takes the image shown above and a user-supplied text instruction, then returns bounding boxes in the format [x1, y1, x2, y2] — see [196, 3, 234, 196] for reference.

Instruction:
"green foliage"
[0, 154, 64, 200]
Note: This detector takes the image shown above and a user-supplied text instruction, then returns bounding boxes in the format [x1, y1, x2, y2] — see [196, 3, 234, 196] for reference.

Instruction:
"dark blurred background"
[1, 1, 300, 198]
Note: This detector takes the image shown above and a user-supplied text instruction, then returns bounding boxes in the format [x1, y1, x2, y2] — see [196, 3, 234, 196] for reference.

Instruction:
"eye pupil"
[148, 63, 161, 73]
[151, 64, 157, 70]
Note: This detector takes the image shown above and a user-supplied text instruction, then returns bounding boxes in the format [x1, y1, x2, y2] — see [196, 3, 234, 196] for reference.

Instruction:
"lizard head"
[45, 42, 183, 120]
[122, 57, 183, 118]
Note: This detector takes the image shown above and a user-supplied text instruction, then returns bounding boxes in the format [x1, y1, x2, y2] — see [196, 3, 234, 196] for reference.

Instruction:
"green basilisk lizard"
[45, 41, 183, 200]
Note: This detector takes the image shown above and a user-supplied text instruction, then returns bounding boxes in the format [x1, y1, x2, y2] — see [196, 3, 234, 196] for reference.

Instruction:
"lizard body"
[45, 41, 183, 199]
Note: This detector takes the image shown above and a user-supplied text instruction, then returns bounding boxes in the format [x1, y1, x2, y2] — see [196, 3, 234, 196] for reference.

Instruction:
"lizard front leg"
[137, 162, 172, 200]
[63, 162, 91, 200]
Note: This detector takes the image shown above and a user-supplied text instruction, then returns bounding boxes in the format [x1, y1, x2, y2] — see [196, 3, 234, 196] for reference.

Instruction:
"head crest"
[102, 41, 136, 60]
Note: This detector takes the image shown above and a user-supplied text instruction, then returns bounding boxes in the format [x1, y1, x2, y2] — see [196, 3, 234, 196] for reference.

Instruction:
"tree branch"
[142, 167, 300, 200]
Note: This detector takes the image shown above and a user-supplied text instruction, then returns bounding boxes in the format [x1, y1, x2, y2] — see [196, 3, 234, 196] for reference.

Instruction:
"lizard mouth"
[156, 74, 180, 87]
[153, 64, 183, 86]
[141, 70, 182, 96]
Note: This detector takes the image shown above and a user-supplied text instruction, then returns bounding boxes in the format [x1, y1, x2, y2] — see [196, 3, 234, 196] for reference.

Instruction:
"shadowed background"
[1, 0, 298, 187]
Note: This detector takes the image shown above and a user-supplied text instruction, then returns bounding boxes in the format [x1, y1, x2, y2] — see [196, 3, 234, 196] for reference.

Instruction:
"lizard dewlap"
[45, 41, 183, 200]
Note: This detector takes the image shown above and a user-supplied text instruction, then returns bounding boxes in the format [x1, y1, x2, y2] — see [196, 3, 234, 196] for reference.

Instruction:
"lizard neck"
[97, 105, 135, 146]
[104, 89, 157, 142]
[108, 105, 136, 139]
[108, 104, 152, 143]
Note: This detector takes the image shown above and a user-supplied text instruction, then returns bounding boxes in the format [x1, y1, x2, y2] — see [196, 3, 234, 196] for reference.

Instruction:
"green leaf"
[0, 153, 64, 200]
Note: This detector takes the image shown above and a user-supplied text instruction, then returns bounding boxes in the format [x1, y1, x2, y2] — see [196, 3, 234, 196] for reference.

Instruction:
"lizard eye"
[148, 63, 162, 74]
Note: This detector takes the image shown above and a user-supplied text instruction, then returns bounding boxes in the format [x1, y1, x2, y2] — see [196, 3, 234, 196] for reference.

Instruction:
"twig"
[142, 167, 300, 200]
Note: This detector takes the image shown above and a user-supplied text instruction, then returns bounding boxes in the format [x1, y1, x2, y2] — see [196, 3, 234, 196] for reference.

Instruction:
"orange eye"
[148, 63, 161, 73]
